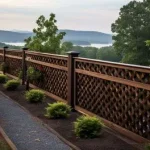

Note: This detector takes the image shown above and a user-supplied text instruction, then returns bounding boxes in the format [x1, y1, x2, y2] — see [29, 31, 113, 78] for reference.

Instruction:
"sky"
[0, 0, 142, 33]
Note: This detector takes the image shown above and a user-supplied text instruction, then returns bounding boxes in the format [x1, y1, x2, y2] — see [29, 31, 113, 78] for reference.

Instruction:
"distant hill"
[60, 30, 112, 44]
[0, 30, 32, 43]
[0, 30, 112, 45]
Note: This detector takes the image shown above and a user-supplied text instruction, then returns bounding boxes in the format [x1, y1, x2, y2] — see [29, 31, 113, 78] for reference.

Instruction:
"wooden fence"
[0, 47, 149, 143]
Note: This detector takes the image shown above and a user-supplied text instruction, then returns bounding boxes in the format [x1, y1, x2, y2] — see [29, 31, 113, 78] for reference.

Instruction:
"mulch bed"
[0, 84, 140, 150]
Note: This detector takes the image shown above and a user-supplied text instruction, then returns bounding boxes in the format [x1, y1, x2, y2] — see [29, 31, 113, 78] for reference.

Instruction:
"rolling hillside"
[0, 30, 112, 45]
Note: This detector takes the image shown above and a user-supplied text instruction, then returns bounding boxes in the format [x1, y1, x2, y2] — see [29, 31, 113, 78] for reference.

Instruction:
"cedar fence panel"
[26, 51, 68, 101]
[0, 48, 149, 142]
[75, 57, 150, 140]
[5, 49, 22, 76]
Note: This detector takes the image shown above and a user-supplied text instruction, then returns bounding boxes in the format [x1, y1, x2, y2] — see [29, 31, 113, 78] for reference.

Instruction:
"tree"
[96, 46, 122, 62]
[61, 42, 73, 54]
[25, 13, 66, 54]
[0, 42, 22, 50]
[72, 46, 86, 57]
[146, 40, 150, 47]
[85, 47, 98, 59]
[111, 0, 150, 66]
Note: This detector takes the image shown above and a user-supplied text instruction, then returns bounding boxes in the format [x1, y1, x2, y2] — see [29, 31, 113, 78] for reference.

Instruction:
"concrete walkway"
[0, 93, 71, 150]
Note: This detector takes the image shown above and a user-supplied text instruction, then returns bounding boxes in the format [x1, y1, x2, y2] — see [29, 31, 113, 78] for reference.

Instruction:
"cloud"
[0, 0, 143, 33]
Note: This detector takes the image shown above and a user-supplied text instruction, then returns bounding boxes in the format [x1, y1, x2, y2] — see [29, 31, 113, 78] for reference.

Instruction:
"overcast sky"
[0, 0, 142, 33]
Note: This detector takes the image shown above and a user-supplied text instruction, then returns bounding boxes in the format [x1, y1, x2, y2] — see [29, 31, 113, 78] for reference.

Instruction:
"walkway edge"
[0, 91, 80, 150]
[0, 125, 17, 150]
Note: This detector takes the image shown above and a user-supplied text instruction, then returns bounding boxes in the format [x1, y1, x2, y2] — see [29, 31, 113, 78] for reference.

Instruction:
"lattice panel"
[76, 61, 150, 84]
[5, 57, 22, 76]
[0, 55, 3, 64]
[27, 62, 68, 100]
[0, 49, 3, 54]
[6, 50, 22, 57]
[26, 53, 67, 67]
[76, 73, 150, 139]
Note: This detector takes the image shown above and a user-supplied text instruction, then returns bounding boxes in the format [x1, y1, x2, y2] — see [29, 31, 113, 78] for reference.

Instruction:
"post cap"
[22, 47, 28, 50]
[3, 46, 9, 49]
[67, 51, 80, 56]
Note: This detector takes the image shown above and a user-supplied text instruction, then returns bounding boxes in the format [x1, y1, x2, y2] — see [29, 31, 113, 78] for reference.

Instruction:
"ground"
[0, 84, 141, 150]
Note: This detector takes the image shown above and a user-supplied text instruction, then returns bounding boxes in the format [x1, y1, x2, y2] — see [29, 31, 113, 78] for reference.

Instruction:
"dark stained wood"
[26, 78, 30, 91]
[3, 46, 8, 74]
[6, 50, 22, 57]
[5, 55, 22, 60]
[26, 51, 68, 60]
[3, 47, 6, 62]
[26, 59, 68, 71]
[6, 49, 22, 52]
[22, 48, 28, 85]
[67, 51, 80, 109]
[5, 55, 22, 77]
[26, 51, 68, 100]
[76, 68, 150, 91]
[75, 57, 150, 73]
[29, 83, 67, 103]
[75, 106, 150, 143]
[75, 58, 150, 140]
[5, 73, 19, 80]
[3, 48, 150, 141]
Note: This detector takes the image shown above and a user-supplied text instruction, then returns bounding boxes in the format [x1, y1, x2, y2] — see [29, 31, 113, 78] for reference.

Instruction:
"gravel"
[0, 93, 71, 150]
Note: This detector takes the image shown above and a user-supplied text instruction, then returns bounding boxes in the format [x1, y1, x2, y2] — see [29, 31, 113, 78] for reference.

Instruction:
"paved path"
[0, 93, 71, 150]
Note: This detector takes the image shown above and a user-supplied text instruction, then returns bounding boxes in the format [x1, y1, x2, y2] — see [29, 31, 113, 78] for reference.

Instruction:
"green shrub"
[74, 116, 103, 139]
[4, 79, 20, 90]
[27, 67, 42, 81]
[0, 62, 9, 72]
[45, 102, 71, 119]
[145, 144, 150, 150]
[25, 89, 45, 103]
[0, 74, 7, 83]
[18, 70, 23, 79]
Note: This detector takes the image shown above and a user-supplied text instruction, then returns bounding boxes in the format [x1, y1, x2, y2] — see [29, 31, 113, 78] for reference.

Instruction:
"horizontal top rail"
[1, 48, 150, 73]
[75, 57, 150, 73]
[26, 51, 68, 60]
[5, 49, 22, 52]
[0, 48, 22, 53]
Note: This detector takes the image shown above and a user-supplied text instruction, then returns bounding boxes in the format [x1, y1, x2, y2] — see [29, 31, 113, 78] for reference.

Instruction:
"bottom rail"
[75, 106, 150, 143]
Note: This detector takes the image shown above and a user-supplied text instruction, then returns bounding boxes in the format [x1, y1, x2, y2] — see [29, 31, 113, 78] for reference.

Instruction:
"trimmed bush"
[74, 116, 103, 139]
[25, 89, 45, 103]
[18, 70, 23, 79]
[0, 74, 7, 83]
[4, 79, 20, 90]
[27, 67, 42, 81]
[45, 102, 71, 119]
[0, 62, 9, 72]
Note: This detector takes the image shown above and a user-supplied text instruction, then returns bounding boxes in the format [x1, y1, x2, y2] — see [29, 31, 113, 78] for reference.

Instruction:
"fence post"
[67, 51, 80, 109]
[3, 46, 8, 74]
[22, 47, 28, 85]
